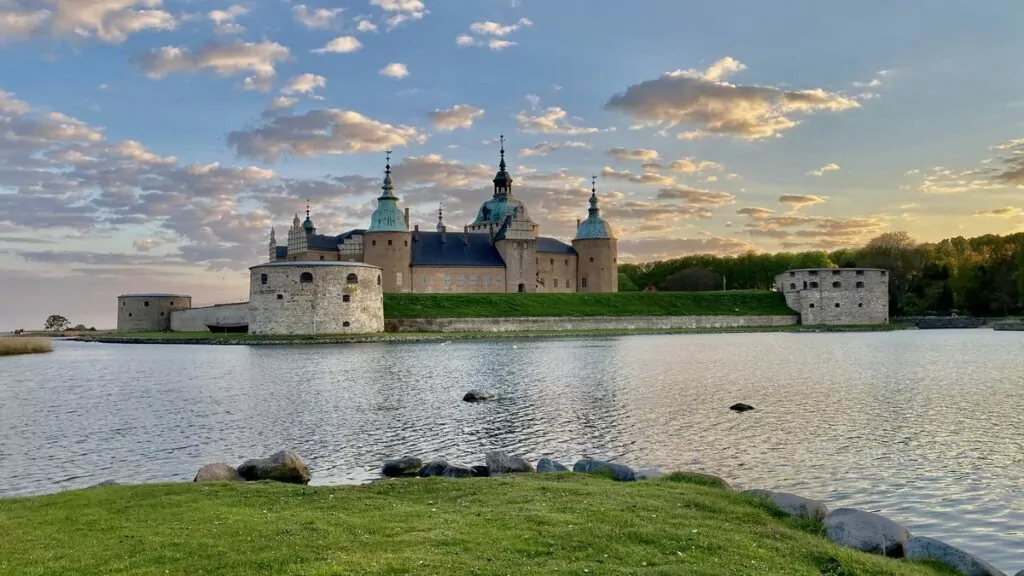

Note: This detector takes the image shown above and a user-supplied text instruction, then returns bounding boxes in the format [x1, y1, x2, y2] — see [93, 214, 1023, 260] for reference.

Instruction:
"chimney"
[413, 224, 419, 241]
[441, 225, 447, 243]
[404, 207, 410, 227]
[463, 225, 469, 245]
[576, 218, 581, 230]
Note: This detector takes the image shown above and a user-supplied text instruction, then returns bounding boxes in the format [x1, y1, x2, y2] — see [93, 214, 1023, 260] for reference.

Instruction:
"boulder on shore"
[470, 465, 490, 477]
[573, 459, 636, 482]
[194, 463, 244, 483]
[485, 450, 534, 474]
[442, 464, 474, 478]
[463, 389, 498, 403]
[536, 458, 569, 473]
[904, 536, 1005, 576]
[418, 459, 449, 477]
[824, 508, 909, 557]
[382, 456, 423, 478]
[635, 468, 666, 481]
[743, 489, 828, 521]
[729, 403, 755, 412]
[237, 450, 311, 485]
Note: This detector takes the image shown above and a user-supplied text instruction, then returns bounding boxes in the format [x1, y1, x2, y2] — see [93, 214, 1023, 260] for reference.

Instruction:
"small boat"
[206, 323, 249, 334]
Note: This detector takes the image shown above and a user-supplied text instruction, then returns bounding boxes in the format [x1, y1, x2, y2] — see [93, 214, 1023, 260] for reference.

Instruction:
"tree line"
[618, 231, 1024, 317]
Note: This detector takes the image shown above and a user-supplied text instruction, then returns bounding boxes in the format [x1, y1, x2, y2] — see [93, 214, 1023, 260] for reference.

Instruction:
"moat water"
[1, 330, 1022, 571]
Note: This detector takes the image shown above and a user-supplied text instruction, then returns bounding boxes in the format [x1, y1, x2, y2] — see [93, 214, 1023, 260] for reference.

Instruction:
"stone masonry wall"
[170, 303, 249, 332]
[249, 262, 384, 335]
[117, 295, 192, 332]
[363, 231, 412, 293]
[536, 252, 578, 292]
[386, 314, 797, 333]
[411, 266, 507, 293]
[775, 268, 889, 325]
[573, 237, 618, 293]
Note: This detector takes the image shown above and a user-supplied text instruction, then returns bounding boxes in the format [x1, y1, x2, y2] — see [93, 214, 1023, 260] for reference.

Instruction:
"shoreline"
[72, 323, 909, 345]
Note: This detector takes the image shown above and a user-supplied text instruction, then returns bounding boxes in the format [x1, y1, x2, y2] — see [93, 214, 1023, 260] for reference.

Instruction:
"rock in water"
[485, 450, 534, 474]
[470, 465, 490, 477]
[729, 403, 755, 412]
[237, 450, 311, 485]
[824, 508, 910, 557]
[743, 489, 829, 521]
[536, 458, 569, 473]
[441, 464, 474, 478]
[905, 536, 1005, 576]
[463, 389, 498, 402]
[382, 456, 423, 478]
[418, 459, 449, 477]
[573, 459, 636, 482]
[194, 463, 244, 483]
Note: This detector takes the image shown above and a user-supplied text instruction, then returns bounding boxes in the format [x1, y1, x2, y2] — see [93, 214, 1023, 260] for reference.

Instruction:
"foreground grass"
[383, 290, 794, 318]
[0, 474, 953, 576]
[0, 337, 52, 356]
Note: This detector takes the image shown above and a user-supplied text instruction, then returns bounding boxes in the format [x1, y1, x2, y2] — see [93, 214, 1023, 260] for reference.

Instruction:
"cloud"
[0, 6, 50, 40]
[208, 5, 247, 34]
[516, 107, 599, 135]
[525, 94, 540, 108]
[807, 162, 840, 176]
[280, 73, 326, 98]
[605, 147, 659, 162]
[427, 104, 484, 132]
[656, 184, 735, 206]
[48, 0, 176, 43]
[600, 166, 674, 187]
[370, 0, 426, 30]
[645, 157, 724, 174]
[778, 194, 826, 208]
[312, 36, 362, 54]
[356, 19, 377, 33]
[379, 62, 409, 79]
[135, 41, 290, 91]
[736, 207, 774, 218]
[226, 108, 428, 161]
[132, 237, 161, 251]
[457, 17, 532, 49]
[604, 57, 861, 140]
[519, 141, 589, 157]
[973, 207, 1022, 217]
[292, 4, 343, 29]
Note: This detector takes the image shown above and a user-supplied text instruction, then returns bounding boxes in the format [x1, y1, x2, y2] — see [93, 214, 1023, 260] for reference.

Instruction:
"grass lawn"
[383, 290, 794, 318]
[0, 474, 954, 576]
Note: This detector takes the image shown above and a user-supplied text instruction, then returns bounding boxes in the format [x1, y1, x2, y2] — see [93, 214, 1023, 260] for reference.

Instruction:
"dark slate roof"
[337, 229, 366, 242]
[537, 236, 576, 255]
[411, 231, 506, 267]
[308, 233, 340, 251]
[275, 246, 288, 259]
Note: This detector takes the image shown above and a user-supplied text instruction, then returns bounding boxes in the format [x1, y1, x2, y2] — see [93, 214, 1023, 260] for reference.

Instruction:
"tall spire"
[589, 174, 600, 217]
[293, 213, 301, 229]
[381, 148, 395, 196]
[436, 202, 445, 232]
[270, 226, 276, 243]
[499, 134, 506, 171]
[302, 199, 315, 233]
[492, 133, 513, 197]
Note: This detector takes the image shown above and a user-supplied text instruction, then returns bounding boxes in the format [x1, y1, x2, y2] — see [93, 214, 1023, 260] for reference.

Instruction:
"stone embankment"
[895, 316, 988, 330]
[191, 448, 1014, 576]
[385, 314, 797, 333]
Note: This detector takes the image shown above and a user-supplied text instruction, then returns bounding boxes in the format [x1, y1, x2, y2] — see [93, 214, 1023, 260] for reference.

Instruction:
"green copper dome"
[368, 155, 408, 232]
[473, 196, 529, 226]
[574, 184, 613, 240]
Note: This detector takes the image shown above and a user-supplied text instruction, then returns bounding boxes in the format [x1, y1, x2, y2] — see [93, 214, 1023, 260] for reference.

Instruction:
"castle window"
[881, 271, 887, 276]
[581, 277, 588, 289]
[144, 301, 149, 307]
[388, 239, 393, 246]
[550, 258, 554, 266]
[456, 275, 465, 286]
[789, 272, 796, 277]
[809, 270, 818, 276]
[553, 278, 559, 288]
[320, 256, 324, 261]
[809, 281, 819, 288]
[483, 275, 490, 286]
[803, 281, 808, 289]
[832, 270, 841, 276]
[564, 259, 568, 266]
[343, 321, 350, 327]
[170, 301, 174, 306]
[343, 294, 351, 302]
[122, 301, 126, 306]
[790, 283, 796, 289]
[372, 240, 376, 246]
[858, 303, 863, 308]
[377, 275, 382, 286]
[346, 273, 358, 284]
[856, 281, 865, 288]
[566, 279, 571, 288]
[261, 274, 268, 285]
[835, 303, 841, 308]
[856, 270, 865, 276]
[159, 312, 164, 317]
[404, 240, 408, 247]
[128, 312, 132, 317]
[809, 303, 815, 309]
[444, 273, 451, 287]
[470, 274, 478, 285]
[277, 294, 283, 300]
[832, 281, 841, 288]
[421, 276, 427, 286]
[300, 272, 314, 284]
[589, 257, 594, 263]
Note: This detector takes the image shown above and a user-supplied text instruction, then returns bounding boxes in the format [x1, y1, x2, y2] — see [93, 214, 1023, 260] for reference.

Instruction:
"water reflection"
[1, 331, 1022, 571]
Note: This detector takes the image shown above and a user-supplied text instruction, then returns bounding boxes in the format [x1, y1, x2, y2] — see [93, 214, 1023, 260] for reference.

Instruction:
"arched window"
[789, 283, 796, 289]
[377, 275, 381, 286]
[346, 273, 358, 284]
[261, 273, 268, 285]
[300, 272, 313, 284]
[809, 281, 819, 288]
[856, 281, 865, 288]
[343, 321, 351, 327]
[832, 281, 841, 288]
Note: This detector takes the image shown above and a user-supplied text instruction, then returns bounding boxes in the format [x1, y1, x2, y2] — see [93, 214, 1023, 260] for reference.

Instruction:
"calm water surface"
[1, 330, 1022, 571]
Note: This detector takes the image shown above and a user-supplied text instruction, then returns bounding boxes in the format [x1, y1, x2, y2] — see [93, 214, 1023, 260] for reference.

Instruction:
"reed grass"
[0, 337, 53, 356]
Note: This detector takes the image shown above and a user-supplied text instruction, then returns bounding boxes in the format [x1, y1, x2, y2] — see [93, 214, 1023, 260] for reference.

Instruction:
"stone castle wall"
[536, 252, 578, 292]
[170, 303, 249, 332]
[410, 266, 507, 293]
[386, 314, 797, 333]
[248, 262, 384, 335]
[573, 238, 618, 293]
[775, 268, 889, 325]
[117, 294, 192, 332]
[363, 231, 412, 293]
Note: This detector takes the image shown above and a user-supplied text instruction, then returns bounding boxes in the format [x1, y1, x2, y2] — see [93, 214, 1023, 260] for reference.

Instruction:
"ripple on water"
[1, 331, 1023, 572]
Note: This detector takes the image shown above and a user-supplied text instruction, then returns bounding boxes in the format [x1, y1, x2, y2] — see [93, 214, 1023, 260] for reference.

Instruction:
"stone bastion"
[774, 268, 889, 325]
[248, 261, 385, 335]
[116, 293, 192, 332]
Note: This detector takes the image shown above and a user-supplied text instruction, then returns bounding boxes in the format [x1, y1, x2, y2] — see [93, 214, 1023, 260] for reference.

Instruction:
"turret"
[572, 175, 618, 292]
[302, 200, 315, 234]
[363, 150, 412, 292]
[268, 227, 277, 262]
[492, 134, 513, 198]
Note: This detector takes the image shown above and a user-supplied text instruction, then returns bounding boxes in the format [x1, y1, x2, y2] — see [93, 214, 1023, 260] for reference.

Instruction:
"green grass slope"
[384, 290, 793, 318]
[0, 474, 953, 576]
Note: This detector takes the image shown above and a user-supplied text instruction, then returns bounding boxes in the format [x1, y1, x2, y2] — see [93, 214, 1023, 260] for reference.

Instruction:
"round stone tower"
[363, 151, 412, 292]
[572, 177, 618, 293]
[117, 293, 192, 332]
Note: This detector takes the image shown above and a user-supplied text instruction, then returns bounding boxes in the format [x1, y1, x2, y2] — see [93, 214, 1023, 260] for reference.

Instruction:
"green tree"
[617, 272, 639, 292]
[44, 315, 70, 331]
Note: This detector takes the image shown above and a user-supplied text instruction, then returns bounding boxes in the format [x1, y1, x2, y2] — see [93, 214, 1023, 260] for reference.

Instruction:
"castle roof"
[411, 232, 505, 268]
[574, 179, 614, 241]
[537, 237, 576, 254]
[368, 152, 408, 233]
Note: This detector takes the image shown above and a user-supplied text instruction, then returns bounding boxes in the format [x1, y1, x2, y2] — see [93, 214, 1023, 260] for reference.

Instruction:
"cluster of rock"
[194, 450, 311, 485]
[380, 451, 675, 483]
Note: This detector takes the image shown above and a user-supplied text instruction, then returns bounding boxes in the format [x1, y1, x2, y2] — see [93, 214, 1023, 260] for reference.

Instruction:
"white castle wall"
[117, 294, 192, 332]
[248, 262, 384, 335]
[170, 303, 249, 332]
[775, 268, 889, 325]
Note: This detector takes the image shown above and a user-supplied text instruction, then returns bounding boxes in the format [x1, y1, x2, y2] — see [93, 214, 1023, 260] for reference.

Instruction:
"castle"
[267, 137, 619, 294]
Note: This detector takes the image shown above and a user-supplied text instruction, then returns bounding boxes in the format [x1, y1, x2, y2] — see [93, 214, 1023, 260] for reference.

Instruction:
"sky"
[2, 0, 1024, 330]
